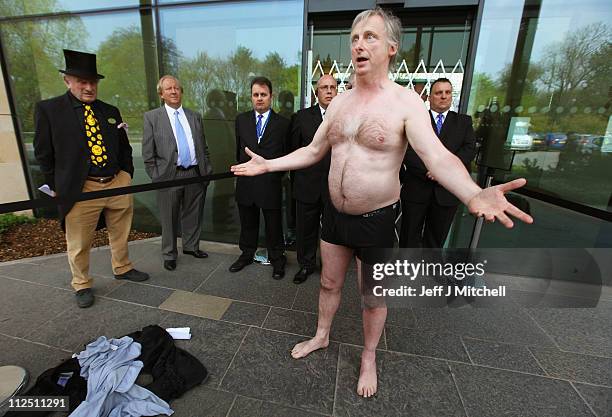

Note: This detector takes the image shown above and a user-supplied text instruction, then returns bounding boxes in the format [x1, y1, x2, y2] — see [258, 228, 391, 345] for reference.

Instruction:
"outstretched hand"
[231, 147, 268, 176]
[468, 178, 534, 228]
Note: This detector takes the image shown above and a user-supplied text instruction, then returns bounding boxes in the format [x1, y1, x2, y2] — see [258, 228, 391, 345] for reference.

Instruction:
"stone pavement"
[0, 238, 610, 417]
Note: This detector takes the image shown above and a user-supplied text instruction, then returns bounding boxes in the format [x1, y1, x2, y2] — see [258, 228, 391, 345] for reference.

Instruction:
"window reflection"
[0, 11, 154, 220]
[158, 0, 303, 242]
[0, 1, 137, 17]
[462, 0, 611, 247]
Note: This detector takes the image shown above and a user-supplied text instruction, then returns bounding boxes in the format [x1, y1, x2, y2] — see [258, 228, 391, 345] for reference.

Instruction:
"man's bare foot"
[291, 337, 329, 359]
[357, 351, 377, 398]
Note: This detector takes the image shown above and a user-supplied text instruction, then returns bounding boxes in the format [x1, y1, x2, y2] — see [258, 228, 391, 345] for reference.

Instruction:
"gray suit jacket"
[142, 106, 213, 183]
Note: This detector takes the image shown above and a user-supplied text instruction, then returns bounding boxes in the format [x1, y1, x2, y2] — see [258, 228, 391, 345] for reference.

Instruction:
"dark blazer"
[235, 109, 290, 209]
[401, 110, 476, 206]
[142, 106, 213, 183]
[33, 92, 133, 221]
[290, 104, 331, 204]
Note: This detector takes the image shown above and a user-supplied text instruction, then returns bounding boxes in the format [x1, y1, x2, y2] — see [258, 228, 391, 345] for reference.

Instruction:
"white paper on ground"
[38, 184, 56, 197]
[166, 327, 191, 340]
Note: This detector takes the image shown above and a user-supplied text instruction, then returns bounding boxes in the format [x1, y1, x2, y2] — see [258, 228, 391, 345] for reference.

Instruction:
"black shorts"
[321, 200, 398, 264]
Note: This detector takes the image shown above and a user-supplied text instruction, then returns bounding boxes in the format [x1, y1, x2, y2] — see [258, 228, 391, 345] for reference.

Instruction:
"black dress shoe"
[183, 249, 208, 258]
[114, 269, 149, 282]
[164, 260, 176, 271]
[293, 267, 314, 284]
[229, 258, 253, 272]
[272, 268, 285, 280]
[75, 288, 94, 308]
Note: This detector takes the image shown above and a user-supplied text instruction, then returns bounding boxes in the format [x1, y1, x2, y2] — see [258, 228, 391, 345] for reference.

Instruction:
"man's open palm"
[231, 147, 268, 176]
[468, 178, 534, 228]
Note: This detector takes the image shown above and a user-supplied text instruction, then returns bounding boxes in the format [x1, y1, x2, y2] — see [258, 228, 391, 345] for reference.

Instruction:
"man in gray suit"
[143, 75, 213, 271]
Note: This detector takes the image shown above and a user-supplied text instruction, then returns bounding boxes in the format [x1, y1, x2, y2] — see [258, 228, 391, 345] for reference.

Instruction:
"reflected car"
[507, 134, 533, 150]
[576, 135, 602, 154]
[545, 132, 567, 149]
[531, 132, 547, 150]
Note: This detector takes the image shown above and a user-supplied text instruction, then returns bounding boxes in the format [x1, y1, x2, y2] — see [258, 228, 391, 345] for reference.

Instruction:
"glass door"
[306, 10, 472, 109]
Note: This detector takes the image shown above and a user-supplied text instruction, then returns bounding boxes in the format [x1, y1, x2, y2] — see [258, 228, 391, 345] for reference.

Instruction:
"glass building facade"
[0, 0, 609, 247]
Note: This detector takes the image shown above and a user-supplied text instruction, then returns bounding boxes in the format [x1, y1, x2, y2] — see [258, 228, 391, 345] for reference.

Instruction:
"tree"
[96, 26, 148, 133]
[0, 4, 86, 132]
[538, 22, 611, 111]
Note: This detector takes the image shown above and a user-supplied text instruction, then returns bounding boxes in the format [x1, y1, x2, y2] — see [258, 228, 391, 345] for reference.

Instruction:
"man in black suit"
[399, 77, 477, 248]
[290, 74, 337, 284]
[33, 49, 149, 308]
[229, 77, 290, 279]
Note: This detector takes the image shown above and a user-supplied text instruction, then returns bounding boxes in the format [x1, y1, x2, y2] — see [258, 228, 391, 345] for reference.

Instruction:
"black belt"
[177, 165, 198, 171]
[86, 175, 115, 184]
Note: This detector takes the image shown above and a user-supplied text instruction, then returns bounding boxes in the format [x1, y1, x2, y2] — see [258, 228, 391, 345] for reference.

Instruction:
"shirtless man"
[231, 7, 533, 398]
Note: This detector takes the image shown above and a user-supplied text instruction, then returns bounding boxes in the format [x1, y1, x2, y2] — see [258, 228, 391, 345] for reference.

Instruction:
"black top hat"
[59, 49, 104, 80]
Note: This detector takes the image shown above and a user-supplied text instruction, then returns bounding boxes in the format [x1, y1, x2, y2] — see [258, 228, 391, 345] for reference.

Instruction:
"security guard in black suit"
[400, 77, 477, 248]
[290, 75, 337, 284]
[229, 77, 290, 279]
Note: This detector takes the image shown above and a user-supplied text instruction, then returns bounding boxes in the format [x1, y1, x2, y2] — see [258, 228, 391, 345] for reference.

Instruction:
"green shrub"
[0, 213, 37, 235]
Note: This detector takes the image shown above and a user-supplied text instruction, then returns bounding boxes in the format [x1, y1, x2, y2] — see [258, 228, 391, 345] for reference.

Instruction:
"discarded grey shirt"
[69, 335, 173, 417]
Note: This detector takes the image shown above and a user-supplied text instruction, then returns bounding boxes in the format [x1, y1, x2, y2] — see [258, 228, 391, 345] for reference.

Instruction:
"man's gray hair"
[351, 7, 401, 66]
[157, 75, 182, 95]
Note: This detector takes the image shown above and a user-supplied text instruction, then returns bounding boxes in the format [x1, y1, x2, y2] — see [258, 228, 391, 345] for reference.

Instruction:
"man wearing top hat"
[34, 49, 149, 308]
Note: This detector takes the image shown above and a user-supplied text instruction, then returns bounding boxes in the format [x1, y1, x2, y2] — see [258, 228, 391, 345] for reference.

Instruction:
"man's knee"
[320, 272, 342, 292]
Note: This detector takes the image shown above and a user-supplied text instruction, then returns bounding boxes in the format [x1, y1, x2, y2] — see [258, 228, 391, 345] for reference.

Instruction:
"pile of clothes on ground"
[6, 325, 207, 417]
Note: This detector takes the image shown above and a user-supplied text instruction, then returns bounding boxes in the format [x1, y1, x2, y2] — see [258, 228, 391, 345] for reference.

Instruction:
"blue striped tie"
[256, 114, 263, 143]
[436, 113, 444, 135]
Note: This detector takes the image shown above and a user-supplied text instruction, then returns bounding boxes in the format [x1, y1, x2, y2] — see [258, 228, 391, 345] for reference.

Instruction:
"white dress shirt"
[319, 105, 327, 119]
[165, 103, 197, 166]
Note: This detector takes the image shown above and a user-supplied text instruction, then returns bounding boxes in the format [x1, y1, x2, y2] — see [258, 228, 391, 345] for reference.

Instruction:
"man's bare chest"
[327, 112, 403, 151]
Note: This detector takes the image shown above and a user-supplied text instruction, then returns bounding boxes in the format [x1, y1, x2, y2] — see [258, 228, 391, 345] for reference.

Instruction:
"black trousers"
[399, 198, 458, 248]
[295, 199, 324, 269]
[238, 203, 285, 267]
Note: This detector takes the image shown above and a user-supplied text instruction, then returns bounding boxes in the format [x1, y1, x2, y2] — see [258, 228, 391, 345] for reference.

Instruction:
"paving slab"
[29, 297, 167, 352]
[220, 301, 270, 327]
[574, 383, 612, 417]
[526, 307, 612, 357]
[159, 291, 232, 320]
[105, 281, 174, 307]
[334, 345, 465, 417]
[197, 260, 299, 308]
[228, 395, 330, 417]
[160, 311, 249, 386]
[386, 325, 471, 362]
[462, 337, 545, 374]
[0, 276, 72, 338]
[133, 251, 231, 292]
[451, 362, 594, 417]
[262, 307, 373, 347]
[412, 306, 555, 347]
[530, 347, 612, 386]
[0, 334, 69, 391]
[161, 386, 235, 417]
[220, 327, 338, 416]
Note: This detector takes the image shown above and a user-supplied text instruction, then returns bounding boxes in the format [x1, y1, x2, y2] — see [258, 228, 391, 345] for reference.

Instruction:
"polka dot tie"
[84, 104, 108, 167]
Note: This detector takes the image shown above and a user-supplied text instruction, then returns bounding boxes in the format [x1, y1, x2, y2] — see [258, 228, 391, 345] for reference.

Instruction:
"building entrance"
[305, 8, 474, 110]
